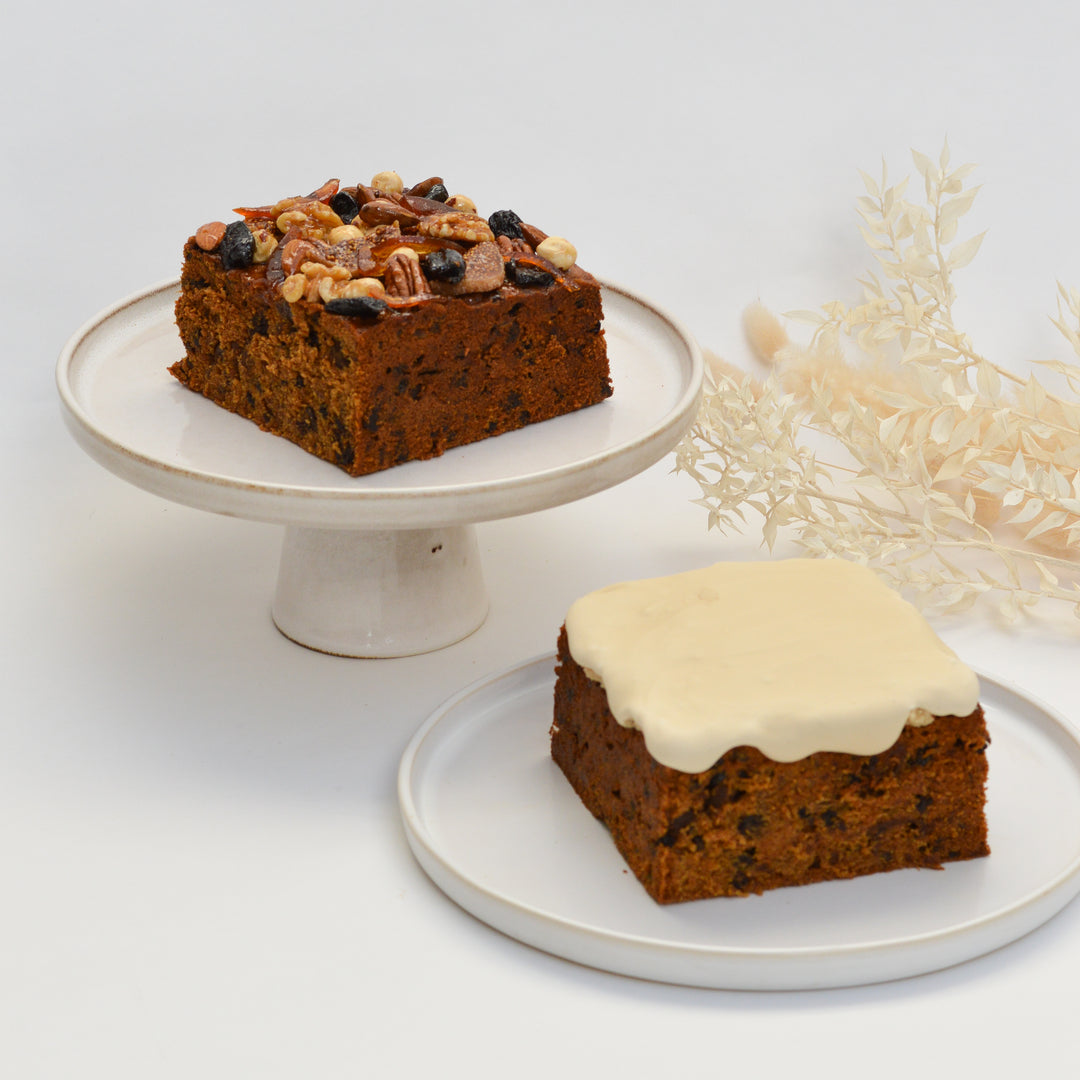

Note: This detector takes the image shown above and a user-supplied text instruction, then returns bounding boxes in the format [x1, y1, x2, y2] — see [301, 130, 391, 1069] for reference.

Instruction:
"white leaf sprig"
[676, 142, 1080, 618]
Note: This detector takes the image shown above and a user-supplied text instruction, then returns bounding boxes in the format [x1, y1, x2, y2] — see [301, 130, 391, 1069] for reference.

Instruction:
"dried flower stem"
[677, 143, 1080, 619]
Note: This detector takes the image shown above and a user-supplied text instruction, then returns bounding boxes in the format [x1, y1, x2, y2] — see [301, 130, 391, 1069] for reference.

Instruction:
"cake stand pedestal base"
[271, 525, 488, 658]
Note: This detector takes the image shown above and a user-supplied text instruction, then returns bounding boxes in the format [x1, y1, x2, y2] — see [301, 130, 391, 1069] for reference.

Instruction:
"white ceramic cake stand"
[57, 279, 703, 657]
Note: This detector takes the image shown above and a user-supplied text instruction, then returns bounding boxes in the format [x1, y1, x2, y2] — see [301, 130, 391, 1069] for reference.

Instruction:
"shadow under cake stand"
[57, 279, 703, 657]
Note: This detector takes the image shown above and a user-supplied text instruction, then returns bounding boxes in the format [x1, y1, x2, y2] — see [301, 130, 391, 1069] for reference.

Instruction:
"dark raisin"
[737, 814, 765, 839]
[705, 773, 729, 811]
[421, 248, 466, 283]
[329, 191, 360, 223]
[657, 810, 696, 848]
[219, 221, 255, 270]
[507, 261, 554, 287]
[427, 183, 449, 202]
[324, 296, 388, 319]
[488, 209, 523, 239]
[910, 743, 938, 767]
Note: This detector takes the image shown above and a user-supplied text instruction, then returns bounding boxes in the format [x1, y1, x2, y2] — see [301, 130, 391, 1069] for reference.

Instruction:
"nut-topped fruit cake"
[550, 559, 990, 905]
[171, 172, 611, 477]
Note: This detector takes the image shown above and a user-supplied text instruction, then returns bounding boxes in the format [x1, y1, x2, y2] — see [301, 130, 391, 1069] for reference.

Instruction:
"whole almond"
[195, 221, 227, 251]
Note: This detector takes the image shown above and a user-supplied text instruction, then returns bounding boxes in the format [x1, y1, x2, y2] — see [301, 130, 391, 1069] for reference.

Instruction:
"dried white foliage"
[676, 143, 1080, 618]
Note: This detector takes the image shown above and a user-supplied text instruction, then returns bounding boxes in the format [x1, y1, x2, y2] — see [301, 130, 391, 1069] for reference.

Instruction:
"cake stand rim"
[56, 276, 704, 530]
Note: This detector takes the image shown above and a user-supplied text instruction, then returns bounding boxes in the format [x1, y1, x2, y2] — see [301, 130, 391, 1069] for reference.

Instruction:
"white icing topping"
[564, 559, 980, 773]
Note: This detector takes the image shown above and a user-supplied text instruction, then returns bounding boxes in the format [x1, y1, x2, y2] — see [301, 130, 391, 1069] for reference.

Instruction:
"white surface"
[9, 0, 1080, 1075]
[400, 656, 1080, 990]
[57, 279, 701, 528]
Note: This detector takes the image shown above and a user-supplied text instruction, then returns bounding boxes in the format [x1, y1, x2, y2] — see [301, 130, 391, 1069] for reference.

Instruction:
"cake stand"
[57, 279, 703, 657]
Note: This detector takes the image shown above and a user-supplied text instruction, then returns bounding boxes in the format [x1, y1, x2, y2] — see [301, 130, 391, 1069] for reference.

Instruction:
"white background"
[5, 1, 1080, 1075]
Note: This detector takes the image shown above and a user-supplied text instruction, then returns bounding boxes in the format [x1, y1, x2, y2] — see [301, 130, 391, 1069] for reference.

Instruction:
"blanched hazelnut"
[536, 235, 577, 270]
[371, 170, 404, 195]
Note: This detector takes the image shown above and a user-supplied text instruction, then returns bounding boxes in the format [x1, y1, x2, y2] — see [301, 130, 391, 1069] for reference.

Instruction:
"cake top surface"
[564, 558, 980, 772]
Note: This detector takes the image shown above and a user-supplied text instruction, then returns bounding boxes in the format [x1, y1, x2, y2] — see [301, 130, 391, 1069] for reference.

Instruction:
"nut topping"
[280, 238, 330, 277]
[520, 221, 548, 249]
[444, 194, 477, 214]
[496, 234, 532, 257]
[536, 235, 577, 270]
[383, 251, 432, 299]
[359, 198, 420, 228]
[251, 228, 279, 264]
[208, 172, 585, 311]
[195, 221, 227, 251]
[370, 170, 404, 195]
[417, 211, 494, 243]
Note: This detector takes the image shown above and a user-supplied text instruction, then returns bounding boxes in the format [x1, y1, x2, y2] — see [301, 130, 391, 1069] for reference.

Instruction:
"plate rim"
[55, 277, 704, 528]
[398, 651, 1080, 989]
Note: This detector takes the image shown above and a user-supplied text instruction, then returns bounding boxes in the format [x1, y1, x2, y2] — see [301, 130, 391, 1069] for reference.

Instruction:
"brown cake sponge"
[550, 627, 990, 904]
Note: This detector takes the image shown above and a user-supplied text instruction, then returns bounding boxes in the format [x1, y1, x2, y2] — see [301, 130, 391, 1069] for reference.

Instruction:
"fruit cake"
[170, 172, 611, 477]
[550, 559, 989, 904]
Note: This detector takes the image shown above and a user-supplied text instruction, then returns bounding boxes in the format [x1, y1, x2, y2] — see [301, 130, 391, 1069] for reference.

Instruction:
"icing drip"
[564, 559, 980, 773]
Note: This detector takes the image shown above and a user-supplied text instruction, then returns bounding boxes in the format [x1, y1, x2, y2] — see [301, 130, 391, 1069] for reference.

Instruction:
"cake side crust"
[550, 626, 990, 904]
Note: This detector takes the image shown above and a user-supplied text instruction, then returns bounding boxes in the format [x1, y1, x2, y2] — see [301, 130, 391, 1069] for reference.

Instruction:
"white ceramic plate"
[56, 279, 702, 529]
[398, 655, 1080, 990]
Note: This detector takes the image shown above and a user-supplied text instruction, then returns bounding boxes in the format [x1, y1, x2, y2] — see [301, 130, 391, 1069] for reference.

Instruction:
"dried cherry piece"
[488, 209, 523, 239]
[219, 221, 256, 270]
[329, 191, 360, 223]
[421, 248, 466, 284]
[324, 296, 387, 319]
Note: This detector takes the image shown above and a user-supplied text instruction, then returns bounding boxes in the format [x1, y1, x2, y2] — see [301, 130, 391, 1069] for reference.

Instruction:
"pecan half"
[496, 234, 532, 257]
[280, 238, 330, 276]
[383, 251, 433, 300]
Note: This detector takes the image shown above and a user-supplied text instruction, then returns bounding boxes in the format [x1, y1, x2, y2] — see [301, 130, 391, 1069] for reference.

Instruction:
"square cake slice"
[171, 173, 611, 477]
[550, 559, 989, 904]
